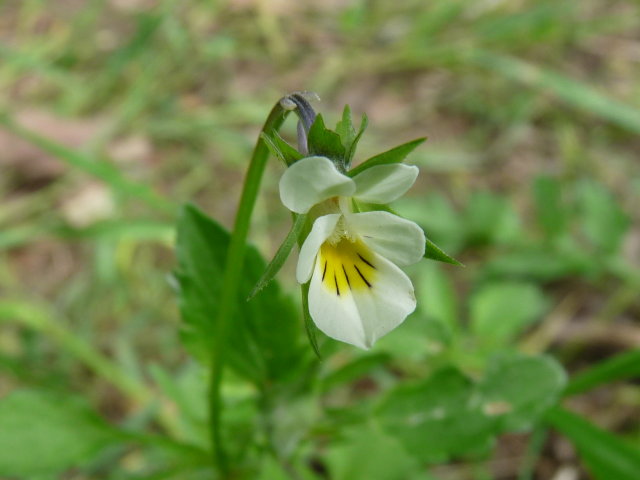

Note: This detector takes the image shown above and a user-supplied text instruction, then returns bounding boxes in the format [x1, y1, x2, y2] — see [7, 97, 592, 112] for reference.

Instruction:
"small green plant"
[0, 93, 638, 480]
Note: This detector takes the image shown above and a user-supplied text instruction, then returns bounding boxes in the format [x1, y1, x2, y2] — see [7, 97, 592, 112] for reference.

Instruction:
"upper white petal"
[279, 156, 356, 213]
[346, 211, 426, 266]
[296, 214, 341, 284]
[308, 251, 416, 349]
[352, 164, 419, 204]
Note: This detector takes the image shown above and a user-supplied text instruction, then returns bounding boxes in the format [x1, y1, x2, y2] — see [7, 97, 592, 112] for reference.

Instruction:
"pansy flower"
[279, 156, 425, 349]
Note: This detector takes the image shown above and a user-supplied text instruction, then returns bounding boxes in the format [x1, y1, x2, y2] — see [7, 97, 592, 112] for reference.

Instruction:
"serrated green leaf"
[477, 354, 566, 431]
[249, 213, 307, 299]
[348, 138, 426, 177]
[545, 406, 640, 480]
[0, 390, 123, 476]
[470, 282, 548, 346]
[175, 204, 304, 384]
[307, 114, 346, 166]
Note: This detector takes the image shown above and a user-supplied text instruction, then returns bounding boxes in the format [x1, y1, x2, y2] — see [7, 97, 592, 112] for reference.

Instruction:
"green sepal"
[307, 114, 346, 167]
[348, 137, 426, 177]
[346, 114, 368, 168]
[248, 213, 307, 299]
[260, 132, 302, 166]
[335, 105, 356, 150]
[301, 281, 321, 359]
[336, 105, 369, 168]
[425, 236, 464, 266]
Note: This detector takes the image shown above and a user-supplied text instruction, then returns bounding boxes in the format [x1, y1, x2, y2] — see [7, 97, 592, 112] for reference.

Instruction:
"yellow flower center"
[318, 238, 377, 296]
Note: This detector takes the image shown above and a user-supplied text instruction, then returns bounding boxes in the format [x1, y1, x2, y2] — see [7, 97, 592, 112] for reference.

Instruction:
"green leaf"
[577, 180, 630, 254]
[545, 407, 640, 480]
[307, 114, 346, 165]
[0, 390, 123, 476]
[377, 368, 495, 463]
[533, 175, 567, 239]
[565, 349, 640, 396]
[249, 213, 307, 299]
[348, 138, 426, 177]
[470, 282, 548, 346]
[175, 204, 304, 384]
[377, 355, 566, 463]
[424, 235, 463, 265]
[477, 354, 566, 431]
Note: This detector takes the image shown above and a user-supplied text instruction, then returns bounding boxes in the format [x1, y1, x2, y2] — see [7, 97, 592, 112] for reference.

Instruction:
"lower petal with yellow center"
[308, 236, 417, 349]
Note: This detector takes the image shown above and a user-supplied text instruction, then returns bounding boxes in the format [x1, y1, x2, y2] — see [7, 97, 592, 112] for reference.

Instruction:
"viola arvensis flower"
[279, 156, 425, 349]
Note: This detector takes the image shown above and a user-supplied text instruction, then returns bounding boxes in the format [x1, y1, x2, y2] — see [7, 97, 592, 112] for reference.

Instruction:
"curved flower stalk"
[280, 156, 425, 348]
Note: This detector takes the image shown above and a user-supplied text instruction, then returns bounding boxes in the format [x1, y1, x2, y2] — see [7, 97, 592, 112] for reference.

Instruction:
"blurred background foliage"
[0, 0, 639, 479]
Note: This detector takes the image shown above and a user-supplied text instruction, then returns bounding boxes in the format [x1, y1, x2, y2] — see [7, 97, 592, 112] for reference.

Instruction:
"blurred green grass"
[0, 0, 639, 478]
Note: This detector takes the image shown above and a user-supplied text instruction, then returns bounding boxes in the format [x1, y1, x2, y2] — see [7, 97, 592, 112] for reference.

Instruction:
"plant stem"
[208, 94, 307, 475]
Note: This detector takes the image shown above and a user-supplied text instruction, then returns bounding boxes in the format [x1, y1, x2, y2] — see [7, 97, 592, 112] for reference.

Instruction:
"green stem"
[207, 97, 296, 475]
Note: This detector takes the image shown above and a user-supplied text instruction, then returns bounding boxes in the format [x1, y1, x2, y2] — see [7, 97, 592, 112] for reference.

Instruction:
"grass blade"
[545, 406, 640, 480]
[564, 349, 640, 396]
[468, 50, 640, 133]
[0, 115, 175, 214]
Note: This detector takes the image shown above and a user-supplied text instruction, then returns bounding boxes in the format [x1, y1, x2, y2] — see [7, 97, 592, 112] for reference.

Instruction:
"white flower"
[279, 156, 425, 349]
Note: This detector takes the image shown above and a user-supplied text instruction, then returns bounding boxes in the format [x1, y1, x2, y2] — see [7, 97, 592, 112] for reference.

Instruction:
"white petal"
[279, 156, 355, 213]
[346, 211, 425, 266]
[352, 164, 419, 204]
[308, 251, 416, 349]
[296, 214, 341, 284]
